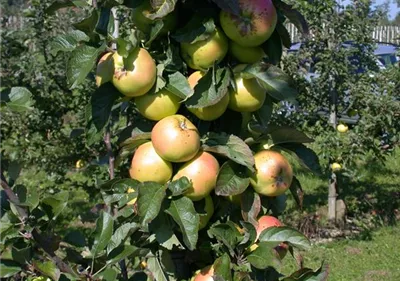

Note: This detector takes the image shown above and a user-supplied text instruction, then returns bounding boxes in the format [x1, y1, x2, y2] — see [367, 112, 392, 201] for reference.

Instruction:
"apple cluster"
[95, 0, 281, 121]
[95, 0, 296, 277]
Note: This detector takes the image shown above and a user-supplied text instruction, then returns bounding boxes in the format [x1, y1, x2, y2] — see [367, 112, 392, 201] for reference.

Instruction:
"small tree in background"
[281, 0, 400, 222]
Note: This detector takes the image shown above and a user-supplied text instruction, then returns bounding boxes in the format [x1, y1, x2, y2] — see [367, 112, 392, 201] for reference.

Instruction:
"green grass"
[283, 147, 400, 223]
[281, 226, 400, 281]
[279, 147, 400, 280]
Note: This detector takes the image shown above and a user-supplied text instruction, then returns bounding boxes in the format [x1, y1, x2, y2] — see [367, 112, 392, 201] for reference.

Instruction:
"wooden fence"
[285, 23, 400, 45]
[3, 15, 400, 45]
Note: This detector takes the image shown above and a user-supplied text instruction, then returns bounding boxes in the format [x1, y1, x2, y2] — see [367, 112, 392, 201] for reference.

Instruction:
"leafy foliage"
[0, 0, 334, 280]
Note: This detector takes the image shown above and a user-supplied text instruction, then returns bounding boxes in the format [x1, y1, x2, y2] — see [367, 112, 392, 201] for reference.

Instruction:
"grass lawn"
[281, 226, 400, 281]
[279, 147, 400, 280]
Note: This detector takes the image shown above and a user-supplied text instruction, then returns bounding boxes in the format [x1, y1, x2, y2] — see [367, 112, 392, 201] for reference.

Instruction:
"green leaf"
[282, 262, 329, 281]
[0, 260, 21, 278]
[107, 245, 149, 266]
[202, 132, 255, 171]
[276, 23, 291, 49]
[261, 29, 283, 65]
[96, 8, 111, 36]
[164, 43, 184, 72]
[13, 185, 39, 210]
[165, 196, 199, 250]
[278, 143, 321, 175]
[137, 182, 166, 228]
[64, 230, 86, 247]
[146, 20, 165, 46]
[107, 223, 139, 253]
[67, 44, 105, 89]
[239, 221, 257, 248]
[42, 191, 69, 220]
[33, 260, 60, 280]
[96, 267, 118, 281]
[211, 0, 240, 15]
[0, 87, 34, 112]
[233, 272, 252, 281]
[247, 242, 281, 269]
[241, 189, 261, 225]
[215, 161, 250, 196]
[11, 243, 32, 264]
[273, 0, 309, 36]
[90, 83, 122, 131]
[91, 211, 114, 257]
[256, 96, 273, 128]
[269, 127, 313, 145]
[208, 222, 243, 250]
[100, 178, 141, 192]
[258, 226, 311, 251]
[50, 30, 89, 55]
[147, 250, 176, 281]
[149, 212, 183, 250]
[146, 0, 177, 20]
[243, 63, 298, 101]
[7, 161, 21, 184]
[213, 253, 232, 281]
[116, 134, 151, 166]
[167, 177, 192, 197]
[185, 68, 230, 108]
[85, 103, 105, 146]
[289, 177, 304, 210]
[262, 194, 287, 216]
[165, 72, 193, 99]
[73, 10, 99, 39]
[172, 15, 216, 44]
[45, 0, 87, 15]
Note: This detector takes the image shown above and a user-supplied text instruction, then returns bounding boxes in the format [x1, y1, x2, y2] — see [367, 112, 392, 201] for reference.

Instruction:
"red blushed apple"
[220, 0, 278, 47]
[191, 265, 214, 281]
[255, 215, 288, 259]
[151, 114, 200, 163]
[173, 151, 220, 201]
[112, 48, 156, 97]
[250, 150, 293, 197]
[129, 141, 173, 184]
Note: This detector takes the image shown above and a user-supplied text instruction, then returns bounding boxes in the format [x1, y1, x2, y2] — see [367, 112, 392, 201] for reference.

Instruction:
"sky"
[339, 0, 399, 19]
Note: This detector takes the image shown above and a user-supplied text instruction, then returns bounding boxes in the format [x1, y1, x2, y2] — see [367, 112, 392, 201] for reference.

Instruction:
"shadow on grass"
[288, 150, 400, 230]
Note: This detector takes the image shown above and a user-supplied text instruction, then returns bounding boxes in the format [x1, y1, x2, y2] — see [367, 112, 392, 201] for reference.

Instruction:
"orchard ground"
[279, 147, 400, 281]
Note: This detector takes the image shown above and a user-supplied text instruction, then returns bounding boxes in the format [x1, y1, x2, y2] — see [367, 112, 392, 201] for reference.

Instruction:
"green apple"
[181, 27, 228, 70]
[112, 48, 156, 97]
[230, 41, 265, 63]
[134, 89, 181, 121]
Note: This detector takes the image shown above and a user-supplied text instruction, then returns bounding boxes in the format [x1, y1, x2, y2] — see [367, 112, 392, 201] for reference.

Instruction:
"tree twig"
[103, 125, 128, 280]
[104, 126, 115, 180]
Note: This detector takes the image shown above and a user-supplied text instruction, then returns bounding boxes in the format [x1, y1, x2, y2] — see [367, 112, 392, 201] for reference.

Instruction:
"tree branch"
[0, 173, 28, 222]
[0, 170, 78, 277]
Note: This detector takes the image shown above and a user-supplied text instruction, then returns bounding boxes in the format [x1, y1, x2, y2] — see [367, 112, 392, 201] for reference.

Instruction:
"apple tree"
[1, 0, 328, 280]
